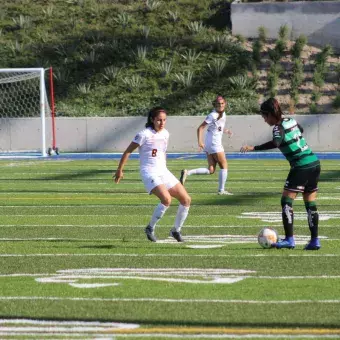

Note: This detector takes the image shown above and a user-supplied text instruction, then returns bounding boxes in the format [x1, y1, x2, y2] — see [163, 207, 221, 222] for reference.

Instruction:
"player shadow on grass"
[4, 316, 337, 329]
[200, 191, 281, 206]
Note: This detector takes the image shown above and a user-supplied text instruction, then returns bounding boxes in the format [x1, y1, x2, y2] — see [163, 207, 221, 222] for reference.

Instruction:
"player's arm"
[240, 126, 283, 152]
[113, 142, 139, 183]
[197, 121, 208, 151]
[240, 141, 276, 153]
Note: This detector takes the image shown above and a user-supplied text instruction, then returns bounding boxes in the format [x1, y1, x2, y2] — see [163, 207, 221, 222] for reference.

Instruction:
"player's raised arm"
[113, 142, 139, 183]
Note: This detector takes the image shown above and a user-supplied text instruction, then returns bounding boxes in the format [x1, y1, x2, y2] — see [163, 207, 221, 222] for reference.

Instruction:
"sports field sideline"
[0, 153, 339, 339]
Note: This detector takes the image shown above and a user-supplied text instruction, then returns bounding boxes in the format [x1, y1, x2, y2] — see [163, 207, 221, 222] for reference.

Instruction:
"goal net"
[0, 68, 52, 157]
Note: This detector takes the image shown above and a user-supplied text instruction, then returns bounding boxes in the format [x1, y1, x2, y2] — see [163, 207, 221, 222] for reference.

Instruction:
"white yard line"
[0, 224, 339, 229]
[1, 253, 340, 258]
[0, 333, 338, 338]
[91, 335, 340, 339]
[0, 236, 338, 242]
[1, 296, 340, 304]
[0, 253, 339, 259]
[1, 270, 340, 279]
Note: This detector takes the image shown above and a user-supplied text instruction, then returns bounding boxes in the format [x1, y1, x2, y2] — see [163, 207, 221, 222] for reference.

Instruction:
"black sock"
[281, 196, 294, 238]
[305, 201, 319, 239]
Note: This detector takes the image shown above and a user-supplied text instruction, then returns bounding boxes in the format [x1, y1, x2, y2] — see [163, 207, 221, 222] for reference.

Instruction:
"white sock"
[218, 169, 228, 192]
[149, 203, 169, 229]
[187, 168, 210, 176]
[173, 204, 190, 232]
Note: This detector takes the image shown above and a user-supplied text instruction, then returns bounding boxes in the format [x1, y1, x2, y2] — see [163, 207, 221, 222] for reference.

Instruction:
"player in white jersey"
[180, 96, 233, 195]
[114, 107, 191, 242]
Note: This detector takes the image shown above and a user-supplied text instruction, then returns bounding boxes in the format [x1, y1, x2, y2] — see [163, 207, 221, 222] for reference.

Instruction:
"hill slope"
[0, 0, 339, 116]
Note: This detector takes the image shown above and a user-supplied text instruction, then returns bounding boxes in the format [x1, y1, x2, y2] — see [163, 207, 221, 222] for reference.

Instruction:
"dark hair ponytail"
[260, 97, 283, 121]
[145, 107, 167, 128]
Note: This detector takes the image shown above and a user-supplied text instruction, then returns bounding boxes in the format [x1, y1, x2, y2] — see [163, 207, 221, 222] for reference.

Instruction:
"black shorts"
[284, 164, 321, 193]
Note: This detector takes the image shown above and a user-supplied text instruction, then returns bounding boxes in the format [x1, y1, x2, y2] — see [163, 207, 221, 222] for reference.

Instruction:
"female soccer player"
[180, 96, 233, 195]
[240, 97, 321, 250]
[114, 107, 191, 243]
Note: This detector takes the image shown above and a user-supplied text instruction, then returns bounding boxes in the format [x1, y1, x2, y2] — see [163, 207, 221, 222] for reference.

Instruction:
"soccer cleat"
[169, 229, 184, 242]
[179, 169, 188, 185]
[145, 225, 157, 242]
[304, 238, 321, 250]
[273, 238, 295, 249]
[218, 190, 233, 195]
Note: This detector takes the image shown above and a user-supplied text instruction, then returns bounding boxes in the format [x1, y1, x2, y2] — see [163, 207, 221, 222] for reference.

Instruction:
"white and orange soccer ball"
[258, 227, 278, 249]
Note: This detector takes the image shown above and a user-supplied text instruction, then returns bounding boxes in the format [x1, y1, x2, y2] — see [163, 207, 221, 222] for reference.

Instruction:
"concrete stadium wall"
[0, 115, 339, 152]
[231, 1, 340, 50]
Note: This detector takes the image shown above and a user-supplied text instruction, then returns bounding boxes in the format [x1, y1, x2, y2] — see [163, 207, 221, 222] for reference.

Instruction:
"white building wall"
[1, 115, 339, 152]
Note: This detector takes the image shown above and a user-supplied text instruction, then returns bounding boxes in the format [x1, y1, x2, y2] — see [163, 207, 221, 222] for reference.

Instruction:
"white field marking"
[159, 234, 326, 245]
[0, 224, 339, 229]
[0, 335, 324, 340]
[69, 283, 119, 288]
[295, 196, 340, 200]
[240, 211, 340, 222]
[0, 238, 127, 241]
[2, 296, 340, 304]
[92, 334, 340, 339]
[1, 253, 340, 259]
[186, 245, 223, 249]
[67, 335, 340, 339]
[0, 319, 138, 328]
[35, 268, 254, 285]
[2, 161, 55, 166]
[0, 205, 161, 208]
[4, 273, 340, 279]
[40, 277, 245, 285]
[0, 235, 335, 244]
[0, 195, 152, 198]
[0, 326, 137, 333]
[0, 214, 306, 217]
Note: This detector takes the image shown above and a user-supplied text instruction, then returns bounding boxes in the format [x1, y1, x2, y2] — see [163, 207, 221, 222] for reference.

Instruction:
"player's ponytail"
[145, 107, 167, 128]
[260, 97, 283, 121]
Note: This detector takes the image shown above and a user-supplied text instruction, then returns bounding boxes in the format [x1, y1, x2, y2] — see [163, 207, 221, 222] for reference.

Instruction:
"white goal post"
[0, 68, 53, 157]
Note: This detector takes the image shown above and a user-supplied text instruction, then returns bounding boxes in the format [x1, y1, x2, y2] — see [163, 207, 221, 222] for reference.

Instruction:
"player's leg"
[142, 174, 171, 242]
[279, 190, 297, 245]
[302, 165, 321, 250]
[168, 183, 191, 242]
[213, 152, 232, 195]
[274, 168, 302, 249]
[207, 153, 217, 174]
[179, 152, 212, 185]
[167, 170, 191, 242]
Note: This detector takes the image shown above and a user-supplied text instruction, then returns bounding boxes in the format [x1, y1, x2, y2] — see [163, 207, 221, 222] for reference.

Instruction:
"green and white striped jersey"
[273, 118, 319, 168]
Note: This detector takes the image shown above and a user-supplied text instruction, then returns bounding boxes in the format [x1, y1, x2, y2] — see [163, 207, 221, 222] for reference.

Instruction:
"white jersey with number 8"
[133, 127, 169, 174]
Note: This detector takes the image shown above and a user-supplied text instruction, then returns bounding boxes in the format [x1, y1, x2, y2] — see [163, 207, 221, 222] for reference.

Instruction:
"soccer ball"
[258, 227, 278, 249]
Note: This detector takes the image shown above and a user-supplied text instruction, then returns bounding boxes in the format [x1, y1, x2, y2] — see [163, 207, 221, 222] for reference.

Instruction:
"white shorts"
[204, 144, 224, 155]
[141, 168, 179, 194]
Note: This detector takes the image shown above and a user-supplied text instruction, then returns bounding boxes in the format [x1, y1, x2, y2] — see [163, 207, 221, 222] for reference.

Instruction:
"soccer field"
[0, 157, 339, 339]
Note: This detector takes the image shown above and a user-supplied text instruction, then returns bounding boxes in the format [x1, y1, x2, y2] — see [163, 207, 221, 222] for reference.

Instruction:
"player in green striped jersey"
[241, 98, 321, 250]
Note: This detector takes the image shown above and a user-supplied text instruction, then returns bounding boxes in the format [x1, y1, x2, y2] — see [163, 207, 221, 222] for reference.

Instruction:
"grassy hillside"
[1, 0, 259, 116]
[0, 0, 339, 116]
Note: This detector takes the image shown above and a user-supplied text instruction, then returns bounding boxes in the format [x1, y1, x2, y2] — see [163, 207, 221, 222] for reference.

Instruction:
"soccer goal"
[0, 68, 57, 157]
